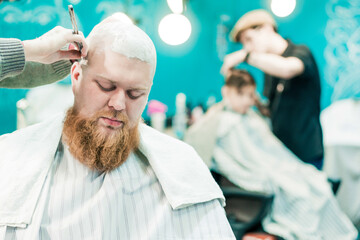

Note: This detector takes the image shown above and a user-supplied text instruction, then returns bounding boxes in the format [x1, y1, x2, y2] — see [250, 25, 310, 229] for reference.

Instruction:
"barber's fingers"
[220, 56, 233, 76]
[41, 26, 88, 57]
[58, 49, 82, 60]
[220, 65, 225, 75]
[65, 31, 88, 57]
[220, 64, 236, 77]
[220, 64, 229, 76]
[220, 51, 245, 76]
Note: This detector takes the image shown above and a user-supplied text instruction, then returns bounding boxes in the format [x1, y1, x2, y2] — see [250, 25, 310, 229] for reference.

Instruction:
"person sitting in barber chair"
[185, 69, 357, 240]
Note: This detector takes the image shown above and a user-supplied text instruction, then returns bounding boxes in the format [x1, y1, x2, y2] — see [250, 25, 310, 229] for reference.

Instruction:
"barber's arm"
[0, 60, 72, 88]
[221, 49, 304, 79]
[0, 26, 88, 87]
[246, 52, 304, 79]
[0, 38, 25, 80]
[220, 49, 248, 76]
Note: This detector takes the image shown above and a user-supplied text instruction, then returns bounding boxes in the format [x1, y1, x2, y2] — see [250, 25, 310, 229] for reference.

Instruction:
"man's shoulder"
[0, 121, 42, 148]
[293, 43, 310, 51]
[0, 113, 64, 150]
[138, 123, 226, 209]
[287, 41, 313, 59]
[139, 123, 196, 152]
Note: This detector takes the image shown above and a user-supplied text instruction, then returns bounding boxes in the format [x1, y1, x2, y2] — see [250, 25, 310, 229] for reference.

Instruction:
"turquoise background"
[0, 0, 359, 134]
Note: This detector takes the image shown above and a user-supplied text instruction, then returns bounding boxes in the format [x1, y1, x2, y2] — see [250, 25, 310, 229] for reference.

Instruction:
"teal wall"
[0, 0, 358, 134]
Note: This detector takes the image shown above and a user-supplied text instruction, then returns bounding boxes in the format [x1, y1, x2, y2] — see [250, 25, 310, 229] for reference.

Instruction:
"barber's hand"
[22, 26, 88, 64]
[220, 49, 247, 76]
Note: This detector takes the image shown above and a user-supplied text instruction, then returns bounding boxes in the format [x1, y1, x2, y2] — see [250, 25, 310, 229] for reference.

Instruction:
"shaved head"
[84, 13, 157, 76]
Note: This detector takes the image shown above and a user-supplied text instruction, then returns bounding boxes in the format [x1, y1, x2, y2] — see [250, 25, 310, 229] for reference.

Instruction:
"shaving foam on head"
[86, 13, 156, 73]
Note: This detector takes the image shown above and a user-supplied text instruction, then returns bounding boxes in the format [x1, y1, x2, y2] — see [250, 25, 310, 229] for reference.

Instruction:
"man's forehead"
[89, 50, 152, 69]
[85, 43, 156, 76]
[94, 72, 152, 89]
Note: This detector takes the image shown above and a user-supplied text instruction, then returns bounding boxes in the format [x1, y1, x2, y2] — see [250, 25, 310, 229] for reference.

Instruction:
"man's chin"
[98, 124, 122, 138]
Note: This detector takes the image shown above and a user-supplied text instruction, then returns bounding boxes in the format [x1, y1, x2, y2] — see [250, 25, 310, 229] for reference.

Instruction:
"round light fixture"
[158, 13, 192, 46]
[271, 0, 296, 17]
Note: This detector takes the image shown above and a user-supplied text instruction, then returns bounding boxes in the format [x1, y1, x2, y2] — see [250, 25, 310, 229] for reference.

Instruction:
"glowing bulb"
[158, 14, 192, 46]
[167, 0, 183, 14]
[271, 0, 296, 17]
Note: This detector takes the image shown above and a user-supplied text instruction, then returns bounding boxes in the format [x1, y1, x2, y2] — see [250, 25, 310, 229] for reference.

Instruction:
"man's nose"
[108, 89, 126, 111]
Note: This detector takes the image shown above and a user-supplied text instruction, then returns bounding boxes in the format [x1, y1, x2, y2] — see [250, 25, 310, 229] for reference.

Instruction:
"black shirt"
[263, 40, 324, 163]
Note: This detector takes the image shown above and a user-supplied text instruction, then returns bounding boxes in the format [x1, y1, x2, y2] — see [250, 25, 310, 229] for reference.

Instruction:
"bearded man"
[0, 14, 234, 240]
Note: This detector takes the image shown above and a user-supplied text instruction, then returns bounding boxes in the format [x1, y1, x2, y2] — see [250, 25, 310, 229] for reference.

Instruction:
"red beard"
[62, 107, 140, 172]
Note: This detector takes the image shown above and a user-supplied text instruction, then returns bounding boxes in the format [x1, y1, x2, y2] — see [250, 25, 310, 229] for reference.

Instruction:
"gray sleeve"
[0, 38, 25, 80]
[0, 60, 72, 88]
[0, 38, 72, 88]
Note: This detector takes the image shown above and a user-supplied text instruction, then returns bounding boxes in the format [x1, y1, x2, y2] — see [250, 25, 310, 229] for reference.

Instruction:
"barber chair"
[211, 171, 278, 240]
[212, 171, 341, 240]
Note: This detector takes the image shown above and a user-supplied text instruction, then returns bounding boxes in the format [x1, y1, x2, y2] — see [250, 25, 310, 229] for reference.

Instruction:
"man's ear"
[71, 62, 82, 94]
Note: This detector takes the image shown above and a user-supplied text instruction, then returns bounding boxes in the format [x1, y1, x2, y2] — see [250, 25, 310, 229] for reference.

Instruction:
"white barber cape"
[321, 99, 360, 229]
[0, 113, 234, 240]
[186, 104, 358, 240]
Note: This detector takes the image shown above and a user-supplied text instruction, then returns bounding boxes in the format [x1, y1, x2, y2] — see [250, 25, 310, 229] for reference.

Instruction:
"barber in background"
[221, 9, 324, 170]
